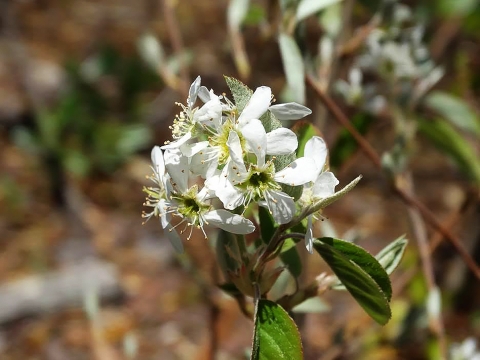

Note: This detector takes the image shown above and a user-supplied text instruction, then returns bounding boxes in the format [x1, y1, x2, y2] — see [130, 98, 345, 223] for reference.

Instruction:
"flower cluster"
[143, 76, 343, 252]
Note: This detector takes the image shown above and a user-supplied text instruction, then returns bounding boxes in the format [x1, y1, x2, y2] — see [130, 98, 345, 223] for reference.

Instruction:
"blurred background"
[0, 0, 479, 359]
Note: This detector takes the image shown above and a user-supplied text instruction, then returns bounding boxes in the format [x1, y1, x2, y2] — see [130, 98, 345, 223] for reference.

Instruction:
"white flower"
[144, 147, 255, 253]
[209, 123, 317, 224]
[450, 338, 480, 360]
[302, 136, 339, 253]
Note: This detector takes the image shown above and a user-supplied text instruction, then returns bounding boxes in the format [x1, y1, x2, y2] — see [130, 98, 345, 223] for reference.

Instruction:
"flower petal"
[161, 132, 192, 150]
[268, 102, 312, 120]
[190, 148, 218, 178]
[238, 86, 271, 126]
[204, 209, 255, 234]
[305, 215, 314, 254]
[304, 136, 327, 173]
[164, 148, 189, 193]
[194, 95, 222, 129]
[164, 224, 184, 253]
[312, 171, 339, 199]
[187, 76, 201, 109]
[151, 146, 165, 182]
[180, 141, 209, 157]
[266, 128, 298, 155]
[226, 131, 247, 177]
[265, 190, 295, 224]
[240, 118, 267, 167]
[274, 157, 317, 186]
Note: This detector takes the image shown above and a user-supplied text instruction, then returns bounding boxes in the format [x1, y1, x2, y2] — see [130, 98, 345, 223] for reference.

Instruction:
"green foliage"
[224, 75, 253, 113]
[418, 117, 480, 184]
[330, 113, 374, 168]
[12, 45, 158, 180]
[313, 238, 392, 325]
[375, 235, 408, 276]
[278, 33, 305, 104]
[252, 299, 303, 360]
[424, 91, 480, 136]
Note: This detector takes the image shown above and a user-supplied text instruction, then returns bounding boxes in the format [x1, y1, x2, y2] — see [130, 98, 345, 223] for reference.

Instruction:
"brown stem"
[306, 74, 480, 280]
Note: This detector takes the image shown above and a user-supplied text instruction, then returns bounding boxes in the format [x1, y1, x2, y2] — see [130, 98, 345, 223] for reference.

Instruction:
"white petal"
[305, 215, 314, 254]
[312, 171, 339, 198]
[194, 96, 222, 129]
[161, 132, 192, 150]
[216, 174, 244, 210]
[190, 148, 218, 178]
[240, 118, 266, 167]
[180, 141, 209, 157]
[226, 131, 247, 176]
[151, 146, 165, 182]
[265, 190, 295, 224]
[274, 157, 317, 186]
[304, 136, 327, 172]
[187, 76, 201, 109]
[268, 102, 312, 120]
[238, 86, 271, 125]
[164, 148, 189, 193]
[198, 86, 211, 102]
[158, 198, 170, 229]
[266, 128, 298, 155]
[164, 224, 184, 253]
[204, 209, 255, 234]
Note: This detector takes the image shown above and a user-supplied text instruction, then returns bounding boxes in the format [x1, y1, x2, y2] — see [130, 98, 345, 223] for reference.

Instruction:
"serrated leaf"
[251, 299, 303, 360]
[418, 117, 480, 184]
[424, 91, 480, 135]
[313, 239, 391, 325]
[318, 237, 392, 300]
[333, 235, 407, 291]
[278, 33, 305, 104]
[296, 0, 343, 22]
[224, 75, 253, 113]
[375, 235, 408, 276]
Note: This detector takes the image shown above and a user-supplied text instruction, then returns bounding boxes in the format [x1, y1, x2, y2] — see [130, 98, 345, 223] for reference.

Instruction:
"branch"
[306, 74, 480, 280]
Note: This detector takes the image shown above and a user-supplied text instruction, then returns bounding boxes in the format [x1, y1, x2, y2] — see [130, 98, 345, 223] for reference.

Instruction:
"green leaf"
[216, 230, 241, 278]
[296, 0, 343, 22]
[259, 206, 277, 244]
[332, 236, 407, 291]
[252, 299, 303, 360]
[418, 117, 480, 184]
[375, 235, 408, 276]
[330, 113, 373, 168]
[280, 243, 302, 277]
[293, 122, 317, 158]
[224, 75, 253, 113]
[313, 239, 391, 325]
[278, 33, 305, 104]
[318, 237, 392, 301]
[424, 91, 480, 136]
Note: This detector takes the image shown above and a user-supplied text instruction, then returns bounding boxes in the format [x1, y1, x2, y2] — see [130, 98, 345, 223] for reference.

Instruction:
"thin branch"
[306, 74, 480, 280]
[402, 172, 446, 358]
